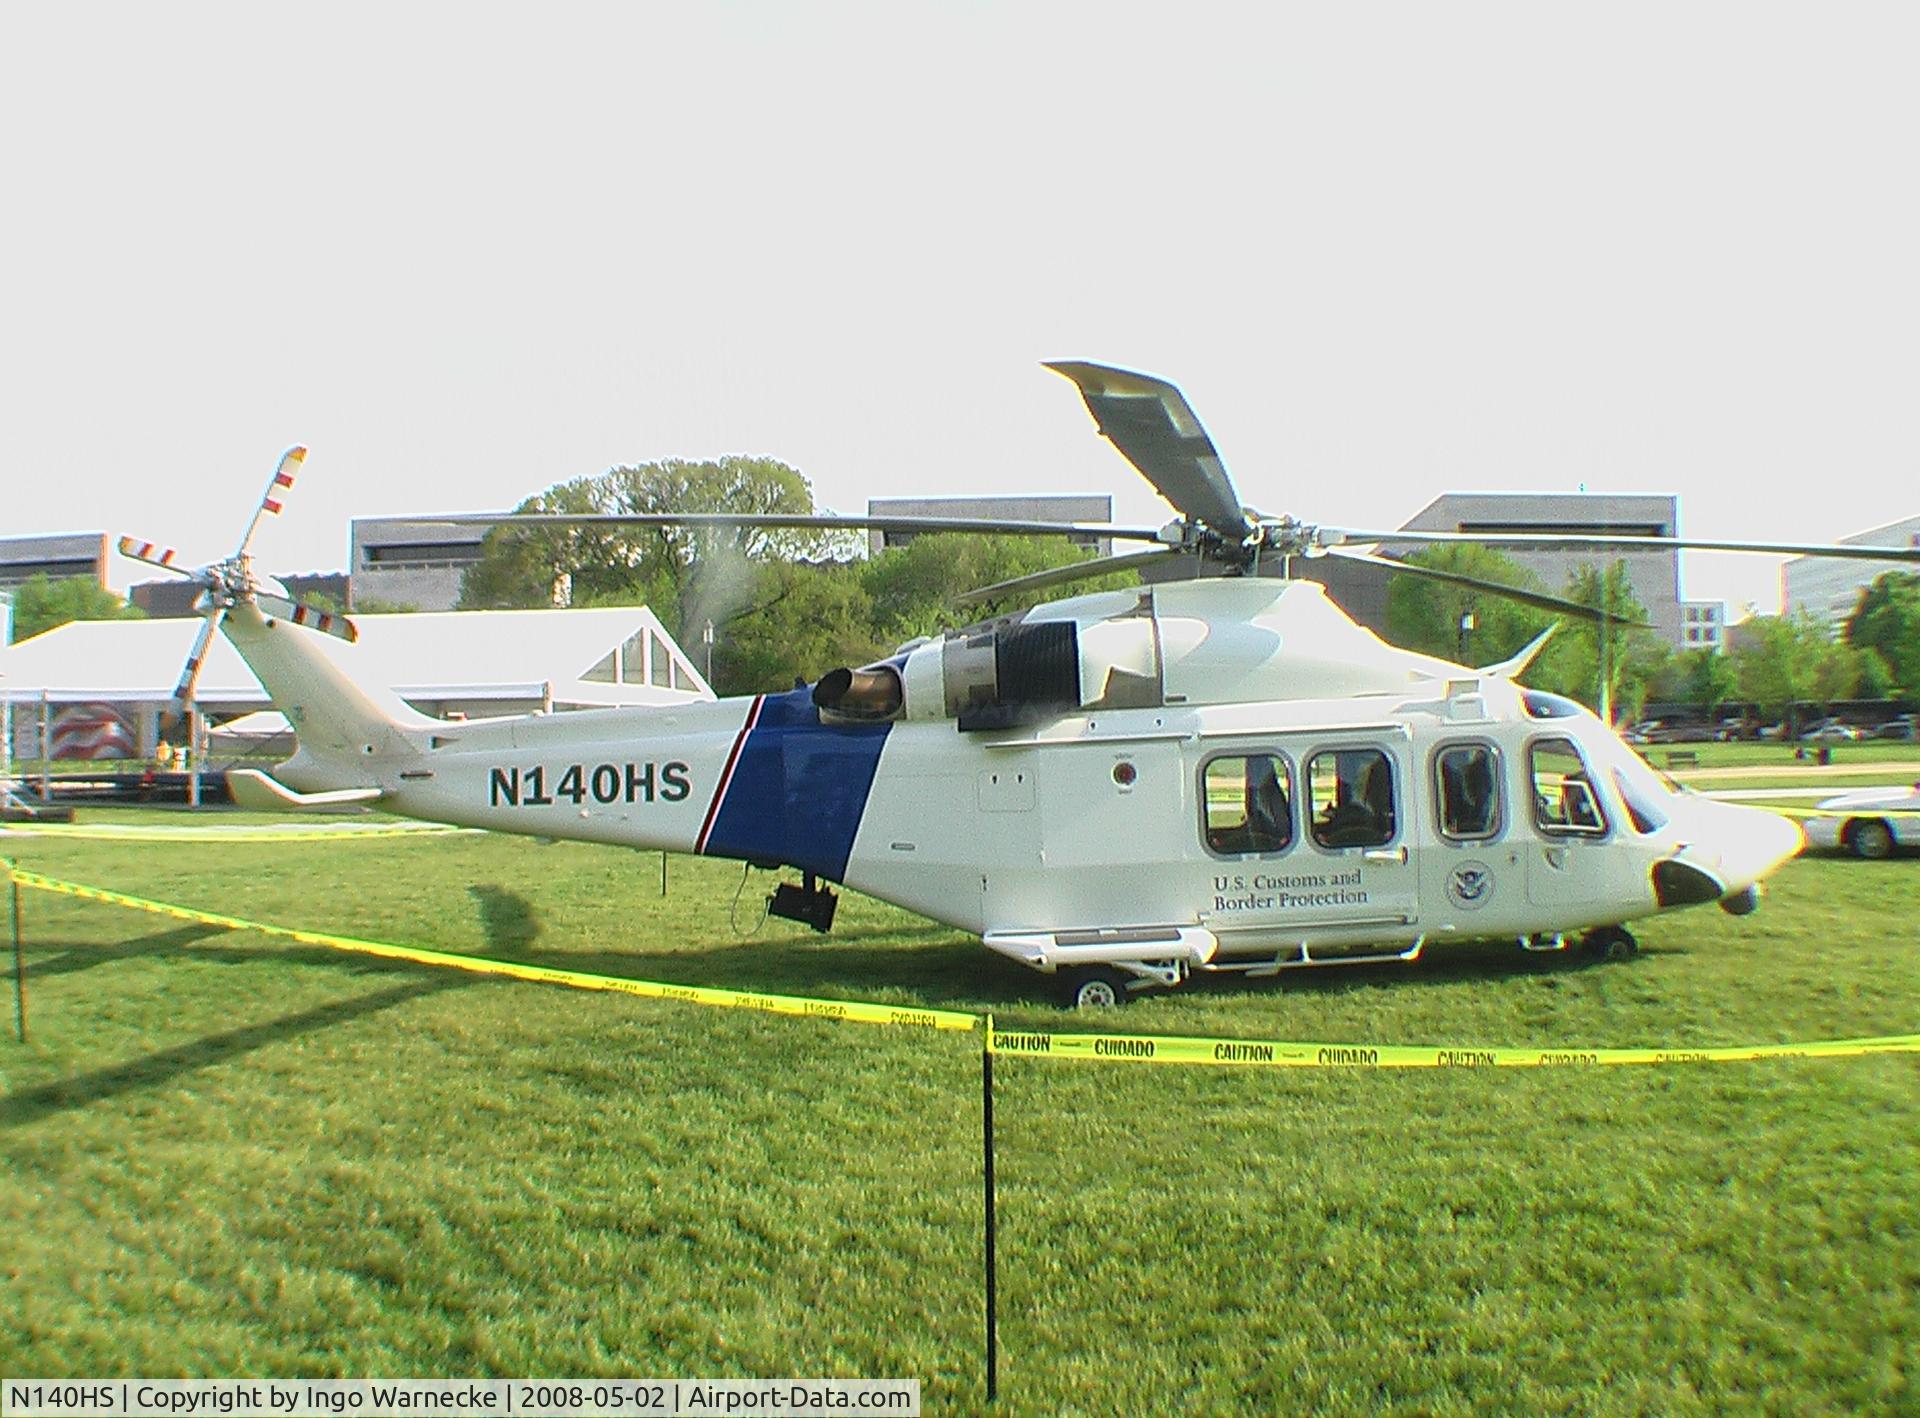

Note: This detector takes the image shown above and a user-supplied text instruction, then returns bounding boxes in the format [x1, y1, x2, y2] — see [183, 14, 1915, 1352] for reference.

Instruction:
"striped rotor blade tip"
[173, 615, 220, 704]
[263, 445, 306, 515]
[118, 536, 181, 568]
[266, 593, 359, 643]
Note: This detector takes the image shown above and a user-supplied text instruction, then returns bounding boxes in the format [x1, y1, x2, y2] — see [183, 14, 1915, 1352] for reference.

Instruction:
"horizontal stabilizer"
[228, 769, 385, 811]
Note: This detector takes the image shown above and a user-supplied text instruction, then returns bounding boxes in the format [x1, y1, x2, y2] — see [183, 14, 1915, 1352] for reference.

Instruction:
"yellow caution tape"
[986, 1019, 1920, 1067]
[0, 822, 473, 842]
[8, 865, 1914, 1062]
[6, 868, 975, 1032]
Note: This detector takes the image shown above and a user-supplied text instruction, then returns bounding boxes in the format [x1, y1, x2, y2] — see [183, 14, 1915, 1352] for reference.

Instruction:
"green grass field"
[2, 810, 1917, 1415]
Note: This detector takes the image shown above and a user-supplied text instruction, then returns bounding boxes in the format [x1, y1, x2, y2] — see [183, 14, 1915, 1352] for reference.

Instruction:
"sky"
[5, 3, 1918, 617]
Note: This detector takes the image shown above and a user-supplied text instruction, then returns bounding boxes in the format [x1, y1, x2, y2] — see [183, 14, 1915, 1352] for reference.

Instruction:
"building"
[0, 533, 109, 590]
[865, 495, 1113, 558]
[132, 572, 350, 619]
[1781, 513, 1920, 625]
[1, 605, 710, 761]
[349, 517, 492, 611]
[1680, 601, 1726, 653]
[1381, 492, 1718, 652]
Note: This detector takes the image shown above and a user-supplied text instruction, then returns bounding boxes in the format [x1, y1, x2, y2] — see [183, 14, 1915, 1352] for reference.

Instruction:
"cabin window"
[1201, 753, 1294, 856]
[1307, 748, 1397, 849]
[1529, 738, 1608, 835]
[1435, 743, 1502, 841]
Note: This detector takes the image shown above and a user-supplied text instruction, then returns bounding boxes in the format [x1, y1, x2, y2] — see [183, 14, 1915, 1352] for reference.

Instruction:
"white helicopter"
[120, 364, 1917, 1006]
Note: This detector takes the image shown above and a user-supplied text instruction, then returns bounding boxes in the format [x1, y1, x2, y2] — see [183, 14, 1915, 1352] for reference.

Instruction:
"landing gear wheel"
[1060, 965, 1131, 1009]
[1582, 925, 1638, 962]
[1849, 820, 1896, 861]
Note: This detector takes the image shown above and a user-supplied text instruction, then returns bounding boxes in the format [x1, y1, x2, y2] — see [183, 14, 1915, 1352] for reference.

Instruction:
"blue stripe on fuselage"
[701, 687, 892, 880]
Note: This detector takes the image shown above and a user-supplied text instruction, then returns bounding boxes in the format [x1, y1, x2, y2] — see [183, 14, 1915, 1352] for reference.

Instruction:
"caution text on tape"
[986, 1020, 1920, 1067]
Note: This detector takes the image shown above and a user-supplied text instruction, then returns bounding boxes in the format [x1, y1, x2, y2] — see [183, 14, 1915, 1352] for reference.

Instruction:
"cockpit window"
[1529, 738, 1608, 835]
[1435, 743, 1503, 841]
[1612, 767, 1671, 834]
[1202, 753, 1293, 856]
[1308, 748, 1397, 849]
[1522, 691, 1587, 720]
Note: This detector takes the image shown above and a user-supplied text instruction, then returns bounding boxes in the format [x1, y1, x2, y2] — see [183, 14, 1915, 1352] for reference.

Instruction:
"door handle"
[1363, 846, 1408, 865]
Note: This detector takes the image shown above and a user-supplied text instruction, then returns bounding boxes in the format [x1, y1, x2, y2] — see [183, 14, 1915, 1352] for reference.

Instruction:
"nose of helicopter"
[1658, 799, 1804, 912]
[1729, 802, 1807, 881]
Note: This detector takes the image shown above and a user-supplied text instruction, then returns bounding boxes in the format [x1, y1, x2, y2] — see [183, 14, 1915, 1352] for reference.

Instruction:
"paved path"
[1669, 759, 1920, 783]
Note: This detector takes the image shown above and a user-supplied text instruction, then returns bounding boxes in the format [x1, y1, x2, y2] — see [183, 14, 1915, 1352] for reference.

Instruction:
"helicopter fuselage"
[244, 578, 1802, 991]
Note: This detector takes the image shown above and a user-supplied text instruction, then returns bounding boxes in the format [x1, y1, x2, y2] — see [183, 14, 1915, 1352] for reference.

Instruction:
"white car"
[1799, 719, 1860, 742]
[1802, 786, 1920, 859]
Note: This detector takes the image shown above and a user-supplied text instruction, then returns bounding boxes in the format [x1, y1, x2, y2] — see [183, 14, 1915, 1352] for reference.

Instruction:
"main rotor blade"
[956, 547, 1175, 606]
[1329, 526, 1920, 563]
[421, 511, 1170, 541]
[117, 536, 195, 577]
[256, 592, 359, 643]
[1322, 548, 1655, 629]
[1045, 361, 1256, 542]
[172, 611, 223, 711]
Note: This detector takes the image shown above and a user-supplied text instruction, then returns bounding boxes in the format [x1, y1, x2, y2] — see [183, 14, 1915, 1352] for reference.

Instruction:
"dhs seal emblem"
[1447, 862, 1494, 910]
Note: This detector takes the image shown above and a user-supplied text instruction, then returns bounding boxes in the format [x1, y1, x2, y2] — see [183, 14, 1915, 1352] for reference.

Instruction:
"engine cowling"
[811, 597, 1161, 729]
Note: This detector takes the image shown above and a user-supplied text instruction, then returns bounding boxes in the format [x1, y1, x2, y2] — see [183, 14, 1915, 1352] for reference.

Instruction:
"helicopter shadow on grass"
[448, 881, 1026, 1006]
[15, 922, 464, 984]
[1, 973, 475, 1130]
[467, 883, 541, 952]
[14, 923, 238, 981]
[427, 882, 1672, 1012]
[1181, 936, 1642, 1006]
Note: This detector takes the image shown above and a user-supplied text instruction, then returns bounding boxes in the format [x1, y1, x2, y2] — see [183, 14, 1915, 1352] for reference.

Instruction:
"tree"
[8, 574, 145, 643]
[1383, 545, 1556, 667]
[862, 533, 1139, 645]
[1732, 612, 1832, 721]
[1382, 548, 1666, 721]
[714, 560, 886, 694]
[1856, 646, 1898, 701]
[1845, 570, 1920, 697]
[1525, 562, 1668, 723]
[459, 457, 850, 644]
[1674, 647, 1740, 714]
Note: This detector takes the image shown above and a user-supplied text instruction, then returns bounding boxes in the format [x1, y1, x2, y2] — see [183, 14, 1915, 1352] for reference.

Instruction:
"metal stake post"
[12, 875, 25, 1043]
[983, 1014, 999, 1403]
[187, 706, 202, 809]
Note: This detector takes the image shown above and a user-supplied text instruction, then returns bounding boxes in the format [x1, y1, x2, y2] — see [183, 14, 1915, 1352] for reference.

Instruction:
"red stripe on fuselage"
[696, 695, 764, 854]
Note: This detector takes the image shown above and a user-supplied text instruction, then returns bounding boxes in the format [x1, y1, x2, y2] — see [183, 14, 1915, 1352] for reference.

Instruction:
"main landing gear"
[1581, 925, 1639, 962]
[1057, 965, 1133, 1009]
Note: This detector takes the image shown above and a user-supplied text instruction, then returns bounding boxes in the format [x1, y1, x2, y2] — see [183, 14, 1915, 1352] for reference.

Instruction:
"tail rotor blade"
[237, 445, 308, 554]
[117, 536, 195, 577]
[172, 611, 223, 711]
[257, 592, 359, 643]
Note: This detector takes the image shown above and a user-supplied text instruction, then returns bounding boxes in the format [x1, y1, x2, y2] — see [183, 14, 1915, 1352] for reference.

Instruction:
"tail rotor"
[117, 445, 358, 728]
